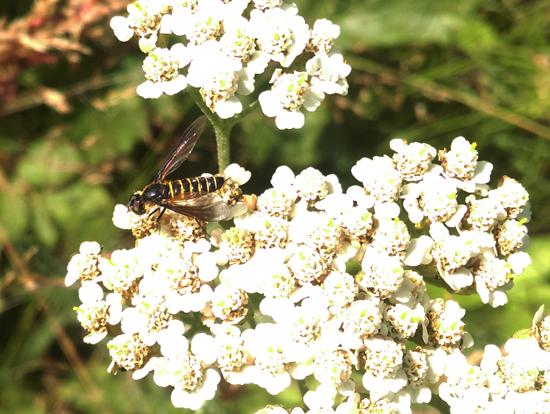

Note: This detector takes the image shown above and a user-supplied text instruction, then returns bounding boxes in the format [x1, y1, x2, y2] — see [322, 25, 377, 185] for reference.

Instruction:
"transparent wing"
[160, 193, 231, 222]
[154, 116, 207, 182]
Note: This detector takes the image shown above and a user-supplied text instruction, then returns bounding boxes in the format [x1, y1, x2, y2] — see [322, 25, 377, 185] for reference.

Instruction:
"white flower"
[382, 302, 425, 340]
[507, 251, 531, 274]
[473, 253, 512, 307]
[307, 52, 350, 96]
[100, 248, 143, 295]
[439, 137, 493, 192]
[171, 368, 221, 410]
[259, 71, 324, 129]
[302, 383, 338, 412]
[339, 297, 382, 349]
[221, 15, 269, 74]
[488, 176, 530, 219]
[121, 293, 172, 346]
[209, 324, 248, 378]
[137, 324, 221, 410]
[250, 5, 309, 68]
[107, 333, 150, 372]
[390, 270, 429, 307]
[221, 248, 288, 295]
[241, 323, 293, 394]
[271, 165, 295, 190]
[159, 0, 198, 35]
[424, 299, 472, 350]
[187, 41, 245, 118]
[429, 223, 494, 291]
[135, 233, 182, 270]
[180, 0, 225, 44]
[495, 219, 529, 257]
[401, 347, 446, 404]
[257, 180, 297, 218]
[402, 171, 464, 226]
[307, 18, 340, 53]
[150, 252, 214, 314]
[390, 139, 436, 181]
[65, 241, 102, 286]
[110, 0, 171, 51]
[112, 203, 141, 230]
[74, 281, 122, 344]
[110, 15, 134, 42]
[322, 271, 358, 311]
[137, 44, 190, 98]
[224, 163, 251, 185]
[371, 217, 410, 256]
[267, 291, 334, 365]
[293, 167, 330, 203]
[351, 155, 402, 205]
[438, 351, 490, 413]
[464, 194, 506, 232]
[210, 283, 249, 323]
[480, 338, 547, 399]
[361, 336, 407, 400]
[359, 247, 404, 299]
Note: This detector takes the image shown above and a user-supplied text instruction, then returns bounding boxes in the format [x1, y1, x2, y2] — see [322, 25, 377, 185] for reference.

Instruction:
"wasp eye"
[128, 194, 146, 215]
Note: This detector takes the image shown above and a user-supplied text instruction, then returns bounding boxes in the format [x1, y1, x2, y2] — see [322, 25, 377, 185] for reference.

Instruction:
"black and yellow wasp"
[128, 116, 231, 221]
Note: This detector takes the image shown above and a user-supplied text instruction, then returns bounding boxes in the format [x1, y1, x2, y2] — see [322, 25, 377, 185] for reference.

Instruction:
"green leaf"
[453, 19, 498, 53]
[338, 0, 480, 48]
[0, 188, 28, 242]
[31, 196, 58, 249]
[16, 139, 82, 187]
[44, 182, 114, 249]
[67, 95, 148, 165]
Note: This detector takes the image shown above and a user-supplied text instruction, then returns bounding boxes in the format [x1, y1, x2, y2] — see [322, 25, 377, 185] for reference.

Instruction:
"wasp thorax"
[143, 183, 168, 201]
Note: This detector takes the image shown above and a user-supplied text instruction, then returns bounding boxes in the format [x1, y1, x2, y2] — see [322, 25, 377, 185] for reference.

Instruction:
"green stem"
[187, 88, 233, 172]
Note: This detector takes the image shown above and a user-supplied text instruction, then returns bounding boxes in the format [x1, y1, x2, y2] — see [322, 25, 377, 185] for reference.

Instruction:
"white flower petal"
[162, 75, 187, 95]
[110, 16, 133, 42]
[136, 81, 163, 99]
[275, 110, 304, 130]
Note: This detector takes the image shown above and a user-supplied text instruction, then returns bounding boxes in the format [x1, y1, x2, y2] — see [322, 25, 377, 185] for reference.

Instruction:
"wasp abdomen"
[165, 176, 225, 199]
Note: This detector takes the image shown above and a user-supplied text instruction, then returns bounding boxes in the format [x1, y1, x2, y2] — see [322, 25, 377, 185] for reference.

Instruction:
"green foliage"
[1, 0, 550, 413]
[0, 186, 28, 243]
[17, 139, 83, 187]
[340, 0, 481, 48]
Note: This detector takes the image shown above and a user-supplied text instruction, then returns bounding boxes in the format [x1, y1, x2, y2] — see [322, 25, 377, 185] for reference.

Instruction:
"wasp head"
[128, 192, 147, 215]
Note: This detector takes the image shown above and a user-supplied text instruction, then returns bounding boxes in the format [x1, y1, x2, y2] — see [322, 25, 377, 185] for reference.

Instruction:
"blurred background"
[1, 0, 549, 413]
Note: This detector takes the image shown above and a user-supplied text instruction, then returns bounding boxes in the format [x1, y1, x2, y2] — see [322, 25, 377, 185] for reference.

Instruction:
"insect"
[127, 116, 231, 222]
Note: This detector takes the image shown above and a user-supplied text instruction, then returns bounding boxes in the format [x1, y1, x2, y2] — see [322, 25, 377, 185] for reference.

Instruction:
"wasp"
[128, 116, 231, 222]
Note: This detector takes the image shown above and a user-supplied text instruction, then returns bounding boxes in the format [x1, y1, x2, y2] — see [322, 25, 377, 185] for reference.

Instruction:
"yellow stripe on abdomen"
[168, 181, 174, 199]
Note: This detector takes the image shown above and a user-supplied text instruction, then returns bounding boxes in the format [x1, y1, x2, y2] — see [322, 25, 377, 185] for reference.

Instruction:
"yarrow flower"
[67, 137, 541, 412]
[109, 0, 350, 129]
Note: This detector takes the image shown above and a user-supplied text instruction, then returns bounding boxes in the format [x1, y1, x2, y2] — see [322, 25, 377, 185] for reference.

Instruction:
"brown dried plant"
[0, 0, 126, 110]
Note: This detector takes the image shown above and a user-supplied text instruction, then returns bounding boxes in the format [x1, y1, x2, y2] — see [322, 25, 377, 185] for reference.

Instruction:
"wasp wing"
[154, 116, 207, 182]
[160, 193, 231, 222]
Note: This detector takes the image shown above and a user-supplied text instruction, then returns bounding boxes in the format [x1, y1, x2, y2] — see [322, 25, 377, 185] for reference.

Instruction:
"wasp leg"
[157, 207, 166, 223]
[147, 207, 160, 219]
[146, 207, 166, 232]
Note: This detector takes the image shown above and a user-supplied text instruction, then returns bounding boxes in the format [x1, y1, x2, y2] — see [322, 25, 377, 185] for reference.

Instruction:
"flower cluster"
[66, 137, 544, 412]
[110, 0, 350, 128]
[436, 306, 550, 414]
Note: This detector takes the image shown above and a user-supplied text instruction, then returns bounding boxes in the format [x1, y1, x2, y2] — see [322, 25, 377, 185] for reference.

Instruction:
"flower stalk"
[188, 87, 233, 171]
